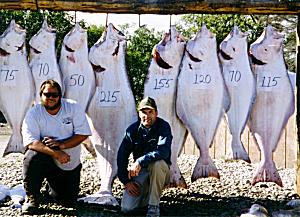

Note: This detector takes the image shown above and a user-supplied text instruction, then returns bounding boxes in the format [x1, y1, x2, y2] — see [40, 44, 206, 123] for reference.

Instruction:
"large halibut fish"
[176, 25, 229, 181]
[219, 26, 256, 163]
[144, 26, 188, 188]
[79, 24, 137, 206]
[249, 25, 295, 187]
[29, 19, 62, 103]
[60, 23, 95, 111]
[0, 20, 34, 155]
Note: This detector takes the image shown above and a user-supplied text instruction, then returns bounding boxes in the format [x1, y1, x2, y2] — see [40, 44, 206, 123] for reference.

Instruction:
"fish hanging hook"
[266, 15, 270, 27]
[138, 14, 141, 27]
[35, 0, 39, 11]
[105, 13, 109, 28]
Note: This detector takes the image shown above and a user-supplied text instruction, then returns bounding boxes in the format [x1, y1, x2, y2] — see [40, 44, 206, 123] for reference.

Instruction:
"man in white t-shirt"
[21, 79, 92, 214]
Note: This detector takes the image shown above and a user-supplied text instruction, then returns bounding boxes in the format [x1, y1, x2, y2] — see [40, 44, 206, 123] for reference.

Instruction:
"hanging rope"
[201, 14, 204, 26]
[74, 11, 77, 23]
[138, 14, 141, 27]
[169, 14, 172, 28]
[266, 15, 270, 26]
[35, 0, 39, 11]
[105, 13, 109, 27]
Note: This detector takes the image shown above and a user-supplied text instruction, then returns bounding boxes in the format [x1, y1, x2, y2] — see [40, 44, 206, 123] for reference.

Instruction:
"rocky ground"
[0, 124, 298, 216]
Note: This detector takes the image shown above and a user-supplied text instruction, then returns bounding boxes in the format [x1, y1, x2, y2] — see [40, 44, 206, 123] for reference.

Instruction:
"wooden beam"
[296, 14, 300, 194]
[0, 0, 299, 15]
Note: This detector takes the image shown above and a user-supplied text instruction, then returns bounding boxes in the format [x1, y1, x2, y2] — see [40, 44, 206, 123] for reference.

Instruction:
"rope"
[75, 11, 77, 23]
[169, 14, 172, 28]
[138, 14, 141, 27]
[35, 0, 39, 11]
[105, 13, 108, 27]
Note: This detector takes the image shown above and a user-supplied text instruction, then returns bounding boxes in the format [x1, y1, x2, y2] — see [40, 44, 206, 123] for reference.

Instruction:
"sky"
[75, 12, 183, 33]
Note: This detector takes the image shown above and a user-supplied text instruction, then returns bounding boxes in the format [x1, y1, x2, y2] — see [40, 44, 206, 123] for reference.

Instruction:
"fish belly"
[249, 68, 294, 186]
[60, 53, 95, 111]
[223, 64, 255, 163]
[177, 60, 225, 181]
[0, 54, 34, 155]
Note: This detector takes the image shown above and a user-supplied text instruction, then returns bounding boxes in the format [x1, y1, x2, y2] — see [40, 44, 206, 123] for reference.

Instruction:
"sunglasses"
[42, 92, 60, 98]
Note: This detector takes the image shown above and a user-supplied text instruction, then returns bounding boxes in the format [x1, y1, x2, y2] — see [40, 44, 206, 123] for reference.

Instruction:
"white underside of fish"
[0, 52, 34, 156]
[79, 42, 137, 206]
[177, 53, 228, 182]
[144, 61, 188, 188]
[60, 48, 95, 111]
[221, 60, 255, 163]
[249, 64, 294, 187]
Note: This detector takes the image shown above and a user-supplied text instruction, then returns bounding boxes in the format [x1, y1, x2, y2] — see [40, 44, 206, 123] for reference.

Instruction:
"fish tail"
[191, 156, 220, 182]
[168, 164, 187, 189]
[227, 138, 251, 163]
[251, 160, 283, 187]
[3, 133, 24, 156]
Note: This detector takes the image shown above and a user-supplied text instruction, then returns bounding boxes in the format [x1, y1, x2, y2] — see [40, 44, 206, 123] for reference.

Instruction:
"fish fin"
[3, 134, 24, 156]
[77, 191, 119, 206]
[191, 157, 220, 182]
[251, 161, 283, 187]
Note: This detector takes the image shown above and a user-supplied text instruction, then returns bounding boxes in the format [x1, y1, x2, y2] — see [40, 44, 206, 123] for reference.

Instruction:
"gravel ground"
[0, 125, 298, 216]
[0, 150, 298, 217]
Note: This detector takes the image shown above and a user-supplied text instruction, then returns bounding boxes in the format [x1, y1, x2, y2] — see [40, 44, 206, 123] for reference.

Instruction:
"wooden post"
[296, 14, 300, 194]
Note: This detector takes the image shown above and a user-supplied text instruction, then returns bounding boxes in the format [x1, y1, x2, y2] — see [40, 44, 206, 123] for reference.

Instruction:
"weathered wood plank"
[0, 0, 299, 14]
[295, 16, 300, 194]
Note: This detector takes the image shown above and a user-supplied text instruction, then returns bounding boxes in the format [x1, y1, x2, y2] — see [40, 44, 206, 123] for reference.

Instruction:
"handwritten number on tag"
[69, 74, 85, 86]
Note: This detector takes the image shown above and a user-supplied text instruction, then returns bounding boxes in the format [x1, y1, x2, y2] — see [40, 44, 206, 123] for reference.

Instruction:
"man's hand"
[53, 150, 70, 164]
[42, 137, 61, 150]
[128, 161, 141, 179]
[125, 181, 141, 197]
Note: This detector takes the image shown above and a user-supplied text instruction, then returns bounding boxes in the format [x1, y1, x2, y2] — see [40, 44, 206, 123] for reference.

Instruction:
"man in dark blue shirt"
[117, 97, 172, 217]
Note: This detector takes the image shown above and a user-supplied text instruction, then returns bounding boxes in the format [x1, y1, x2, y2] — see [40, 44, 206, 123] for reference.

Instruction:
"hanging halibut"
[29, 19, 62, 104]
[176, 25, 230, 181]
[79, 24, 137, 206]
[60, 23, 95, 111]
[144, 26, 188, 188]
[219, 26, 255, 163]
[0, 20, 34, 155]
[249, 25, 294, 187]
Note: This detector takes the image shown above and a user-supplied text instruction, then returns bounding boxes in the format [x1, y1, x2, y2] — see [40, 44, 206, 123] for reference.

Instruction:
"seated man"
[21, 79, 92, 213]
[117, 96, 172, 217]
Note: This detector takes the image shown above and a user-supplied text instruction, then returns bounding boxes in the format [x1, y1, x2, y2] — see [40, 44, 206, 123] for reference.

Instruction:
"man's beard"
[42, 99, 61, 111]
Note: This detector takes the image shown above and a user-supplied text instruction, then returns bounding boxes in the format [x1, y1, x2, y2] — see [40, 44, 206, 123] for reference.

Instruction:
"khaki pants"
[121, 160, 170, 212]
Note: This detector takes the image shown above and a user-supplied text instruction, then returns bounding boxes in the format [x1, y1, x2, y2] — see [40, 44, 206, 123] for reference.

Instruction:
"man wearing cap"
[117, 96, 172, 217]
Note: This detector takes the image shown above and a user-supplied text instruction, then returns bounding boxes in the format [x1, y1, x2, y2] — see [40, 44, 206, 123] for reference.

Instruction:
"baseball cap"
[138, 97, 157, 111]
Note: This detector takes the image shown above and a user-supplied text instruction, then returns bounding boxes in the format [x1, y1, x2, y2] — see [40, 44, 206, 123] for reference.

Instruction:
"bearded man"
[21, 79, 91, 213]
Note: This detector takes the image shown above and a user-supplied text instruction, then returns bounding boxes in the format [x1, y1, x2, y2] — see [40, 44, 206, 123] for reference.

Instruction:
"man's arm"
[43, 134, 88, 150]
[27, 140, 70, 164]
[117, 131, 134, 185]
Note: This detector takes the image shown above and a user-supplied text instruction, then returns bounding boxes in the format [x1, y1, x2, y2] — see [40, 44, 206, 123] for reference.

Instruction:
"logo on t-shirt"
[62, 117, 72, 124]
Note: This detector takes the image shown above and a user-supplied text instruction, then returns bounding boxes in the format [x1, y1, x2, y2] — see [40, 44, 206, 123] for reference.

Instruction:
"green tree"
[126, 26, 161, 102]
[86, 24, 105, 48]
[176, 14, 297, 71]
[176, 14, 264, 46]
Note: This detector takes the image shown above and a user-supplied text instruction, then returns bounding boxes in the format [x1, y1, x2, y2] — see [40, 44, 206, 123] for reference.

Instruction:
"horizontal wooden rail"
[0, 0, 299, 15]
